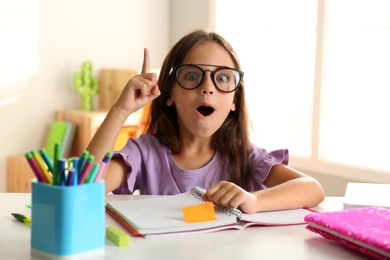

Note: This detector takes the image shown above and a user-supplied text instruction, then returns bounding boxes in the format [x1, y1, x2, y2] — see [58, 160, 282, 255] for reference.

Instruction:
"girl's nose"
[200, 71, 215, 95]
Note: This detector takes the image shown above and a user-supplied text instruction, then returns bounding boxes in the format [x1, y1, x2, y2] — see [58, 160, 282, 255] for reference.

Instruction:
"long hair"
[146, 29, 252, 190]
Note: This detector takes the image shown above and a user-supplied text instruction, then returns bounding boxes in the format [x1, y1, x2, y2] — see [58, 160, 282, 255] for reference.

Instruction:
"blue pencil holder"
[31, 180, 105, 259]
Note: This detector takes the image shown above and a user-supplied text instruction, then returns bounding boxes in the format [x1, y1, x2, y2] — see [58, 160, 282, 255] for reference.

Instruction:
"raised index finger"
[141, 48, 150, 74]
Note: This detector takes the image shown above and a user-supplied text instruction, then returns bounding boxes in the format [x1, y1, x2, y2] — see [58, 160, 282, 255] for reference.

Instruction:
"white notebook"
[343, 182, 390, 210]
[106, 187, 312, 238]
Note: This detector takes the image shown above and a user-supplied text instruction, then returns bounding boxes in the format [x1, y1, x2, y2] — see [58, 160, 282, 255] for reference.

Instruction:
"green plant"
[73, 61, 99, 111]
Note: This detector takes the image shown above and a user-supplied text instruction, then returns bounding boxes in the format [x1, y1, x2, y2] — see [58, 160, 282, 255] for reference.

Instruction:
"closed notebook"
[106, 187, 311, 238]
[304, 207, 390, 259]
[343, 182, 390, 210]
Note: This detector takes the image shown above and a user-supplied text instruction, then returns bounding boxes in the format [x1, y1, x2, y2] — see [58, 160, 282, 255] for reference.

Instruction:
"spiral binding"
[190, 186, 243, 220]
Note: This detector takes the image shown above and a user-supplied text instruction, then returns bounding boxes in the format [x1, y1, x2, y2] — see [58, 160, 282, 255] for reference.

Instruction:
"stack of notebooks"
[106, 186, 312, 238]
[304, 182, 390, 259]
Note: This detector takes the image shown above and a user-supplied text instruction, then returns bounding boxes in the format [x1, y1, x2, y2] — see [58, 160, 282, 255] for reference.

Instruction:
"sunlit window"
[320, 0, 390, 171]
[215, 0, 317, 156]
[215, 0, 390, 180]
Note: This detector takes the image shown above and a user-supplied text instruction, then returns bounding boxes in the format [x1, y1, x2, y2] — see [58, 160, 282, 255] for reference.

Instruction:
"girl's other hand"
[203, 181, 258, 214]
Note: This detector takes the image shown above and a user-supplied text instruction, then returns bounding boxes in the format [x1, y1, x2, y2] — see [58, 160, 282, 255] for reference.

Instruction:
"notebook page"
[106, 192, 238, 235]
[240, 208, 310, 225]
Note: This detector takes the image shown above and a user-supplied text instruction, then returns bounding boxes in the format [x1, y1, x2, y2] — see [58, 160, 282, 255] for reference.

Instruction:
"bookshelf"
[55, 109, 143, 156]
[7, 106, 149, 192]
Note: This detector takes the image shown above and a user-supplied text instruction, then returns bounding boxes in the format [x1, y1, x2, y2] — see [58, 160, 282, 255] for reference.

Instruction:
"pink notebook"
[304, 207, 390, 259]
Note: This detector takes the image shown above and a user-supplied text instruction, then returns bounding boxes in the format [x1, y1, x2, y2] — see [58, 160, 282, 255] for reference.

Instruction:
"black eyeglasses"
[171, 64, 244, 93]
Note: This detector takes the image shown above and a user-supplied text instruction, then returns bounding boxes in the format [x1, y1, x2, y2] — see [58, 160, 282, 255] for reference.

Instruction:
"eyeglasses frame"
[171, 64, 244, 93]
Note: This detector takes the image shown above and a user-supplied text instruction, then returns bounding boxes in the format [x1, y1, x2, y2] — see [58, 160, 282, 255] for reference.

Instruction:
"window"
[215, 0, 390, 182]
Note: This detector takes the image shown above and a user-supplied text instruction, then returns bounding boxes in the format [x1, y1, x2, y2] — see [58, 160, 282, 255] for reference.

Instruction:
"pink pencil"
[78, 155, 94, 184]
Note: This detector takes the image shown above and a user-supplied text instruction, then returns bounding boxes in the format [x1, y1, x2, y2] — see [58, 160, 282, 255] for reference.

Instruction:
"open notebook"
[305, 207, 390, 259]
[105, 187, 312, 238]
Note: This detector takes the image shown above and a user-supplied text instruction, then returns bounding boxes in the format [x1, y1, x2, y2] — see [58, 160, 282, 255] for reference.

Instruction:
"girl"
[87, 30, 324, 214]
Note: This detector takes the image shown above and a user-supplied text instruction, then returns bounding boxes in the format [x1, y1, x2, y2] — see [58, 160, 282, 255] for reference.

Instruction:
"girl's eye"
[216, 74, 229, 83]
[186, 72, 199, 81]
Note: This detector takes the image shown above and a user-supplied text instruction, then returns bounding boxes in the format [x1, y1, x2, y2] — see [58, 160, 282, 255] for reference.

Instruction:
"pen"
[53, 142, 62, 185]
[25, 152, 46, 182]
[78, 155, 94, 184]
[11, 213, 31, 226]
[86, 163, 100, 183]
[39, 148, 54, 174]
[31, 150, 52, 184]
[94, 151, 113, 182]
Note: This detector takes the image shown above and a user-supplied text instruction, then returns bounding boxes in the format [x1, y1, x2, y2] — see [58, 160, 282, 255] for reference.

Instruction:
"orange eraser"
[182, 202, 217, 223]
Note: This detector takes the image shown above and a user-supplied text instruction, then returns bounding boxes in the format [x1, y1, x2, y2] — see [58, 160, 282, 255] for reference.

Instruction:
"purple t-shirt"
[112, 134, 288, 195]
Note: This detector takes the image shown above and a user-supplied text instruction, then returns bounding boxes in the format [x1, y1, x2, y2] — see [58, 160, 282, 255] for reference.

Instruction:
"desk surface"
[0, 194, 369, 260]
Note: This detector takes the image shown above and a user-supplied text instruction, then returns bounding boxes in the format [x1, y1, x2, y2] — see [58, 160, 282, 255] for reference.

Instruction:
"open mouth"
[197, 106, 215, 116]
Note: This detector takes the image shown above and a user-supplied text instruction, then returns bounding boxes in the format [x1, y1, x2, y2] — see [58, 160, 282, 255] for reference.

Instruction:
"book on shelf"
[105, 186, 313, 238]
[44, 121, 76, 159]
[343, 182, 390, 210]
[60, 121, 76, 158]
[304, 206, 390, 260]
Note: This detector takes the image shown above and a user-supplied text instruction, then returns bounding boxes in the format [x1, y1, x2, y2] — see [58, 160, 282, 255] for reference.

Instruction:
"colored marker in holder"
[94, 151, 113, 182]
[78, 155, 95, 184]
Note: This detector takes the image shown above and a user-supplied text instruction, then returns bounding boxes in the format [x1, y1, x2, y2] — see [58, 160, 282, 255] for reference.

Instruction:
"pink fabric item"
[304, 207, 390, 259]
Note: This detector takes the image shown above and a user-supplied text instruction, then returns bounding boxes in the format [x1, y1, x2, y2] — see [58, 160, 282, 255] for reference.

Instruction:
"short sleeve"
[249, 144, 289, 191]
[111, 153, 133, 194]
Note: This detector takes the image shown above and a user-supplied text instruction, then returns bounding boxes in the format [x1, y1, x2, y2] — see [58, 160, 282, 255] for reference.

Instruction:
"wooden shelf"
[7, 156, 35, 193]
[7, 107, 148, 192]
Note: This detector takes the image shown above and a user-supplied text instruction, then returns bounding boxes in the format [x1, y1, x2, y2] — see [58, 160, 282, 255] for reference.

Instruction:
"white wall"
[0, 0, 170, 192]
[169, 0, 215, 45]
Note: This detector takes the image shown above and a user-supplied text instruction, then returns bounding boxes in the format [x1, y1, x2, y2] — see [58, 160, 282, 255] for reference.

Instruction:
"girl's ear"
[230, 96, 236, 111]
[230, 102, 236, 111]
[166, 97, 174, 106]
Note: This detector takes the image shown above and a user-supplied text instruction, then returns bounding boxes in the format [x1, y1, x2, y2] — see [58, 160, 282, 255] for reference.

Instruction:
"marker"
[78, 155, 94, 184]
[11, 213, 31, 226]
[66, 167, 75, 186]
[53, 142, 62, 185]
[31, 150, 52, 184]
[102, 151, 113, 164]
[86, 163, 100, 183]
[71, 158, 79, 186]
[25, 152, 46, 182]
[78, 150, 89, 173]
[59, 159, 66, 186]
[94, 151, 113, 182]
[39, 148, 54, 174]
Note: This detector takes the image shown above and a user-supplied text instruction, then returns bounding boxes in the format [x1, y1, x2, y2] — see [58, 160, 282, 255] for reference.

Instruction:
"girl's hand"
[202, 181, 258, 214]
[113, 48, 160, 116]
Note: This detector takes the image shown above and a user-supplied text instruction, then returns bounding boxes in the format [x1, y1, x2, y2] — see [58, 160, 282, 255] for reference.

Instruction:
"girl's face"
[167, 42, 237, 140]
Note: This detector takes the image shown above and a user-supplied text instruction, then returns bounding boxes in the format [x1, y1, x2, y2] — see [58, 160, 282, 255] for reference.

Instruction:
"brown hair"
[146, 29, 252, 190]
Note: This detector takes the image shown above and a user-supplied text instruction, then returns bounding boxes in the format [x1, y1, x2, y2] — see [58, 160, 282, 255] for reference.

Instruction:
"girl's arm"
[204, 164, 325, 214]
[86, 48, 160, 193]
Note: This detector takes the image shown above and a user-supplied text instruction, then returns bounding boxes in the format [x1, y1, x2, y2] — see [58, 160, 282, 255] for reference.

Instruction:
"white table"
[0, 194, 369, 259]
